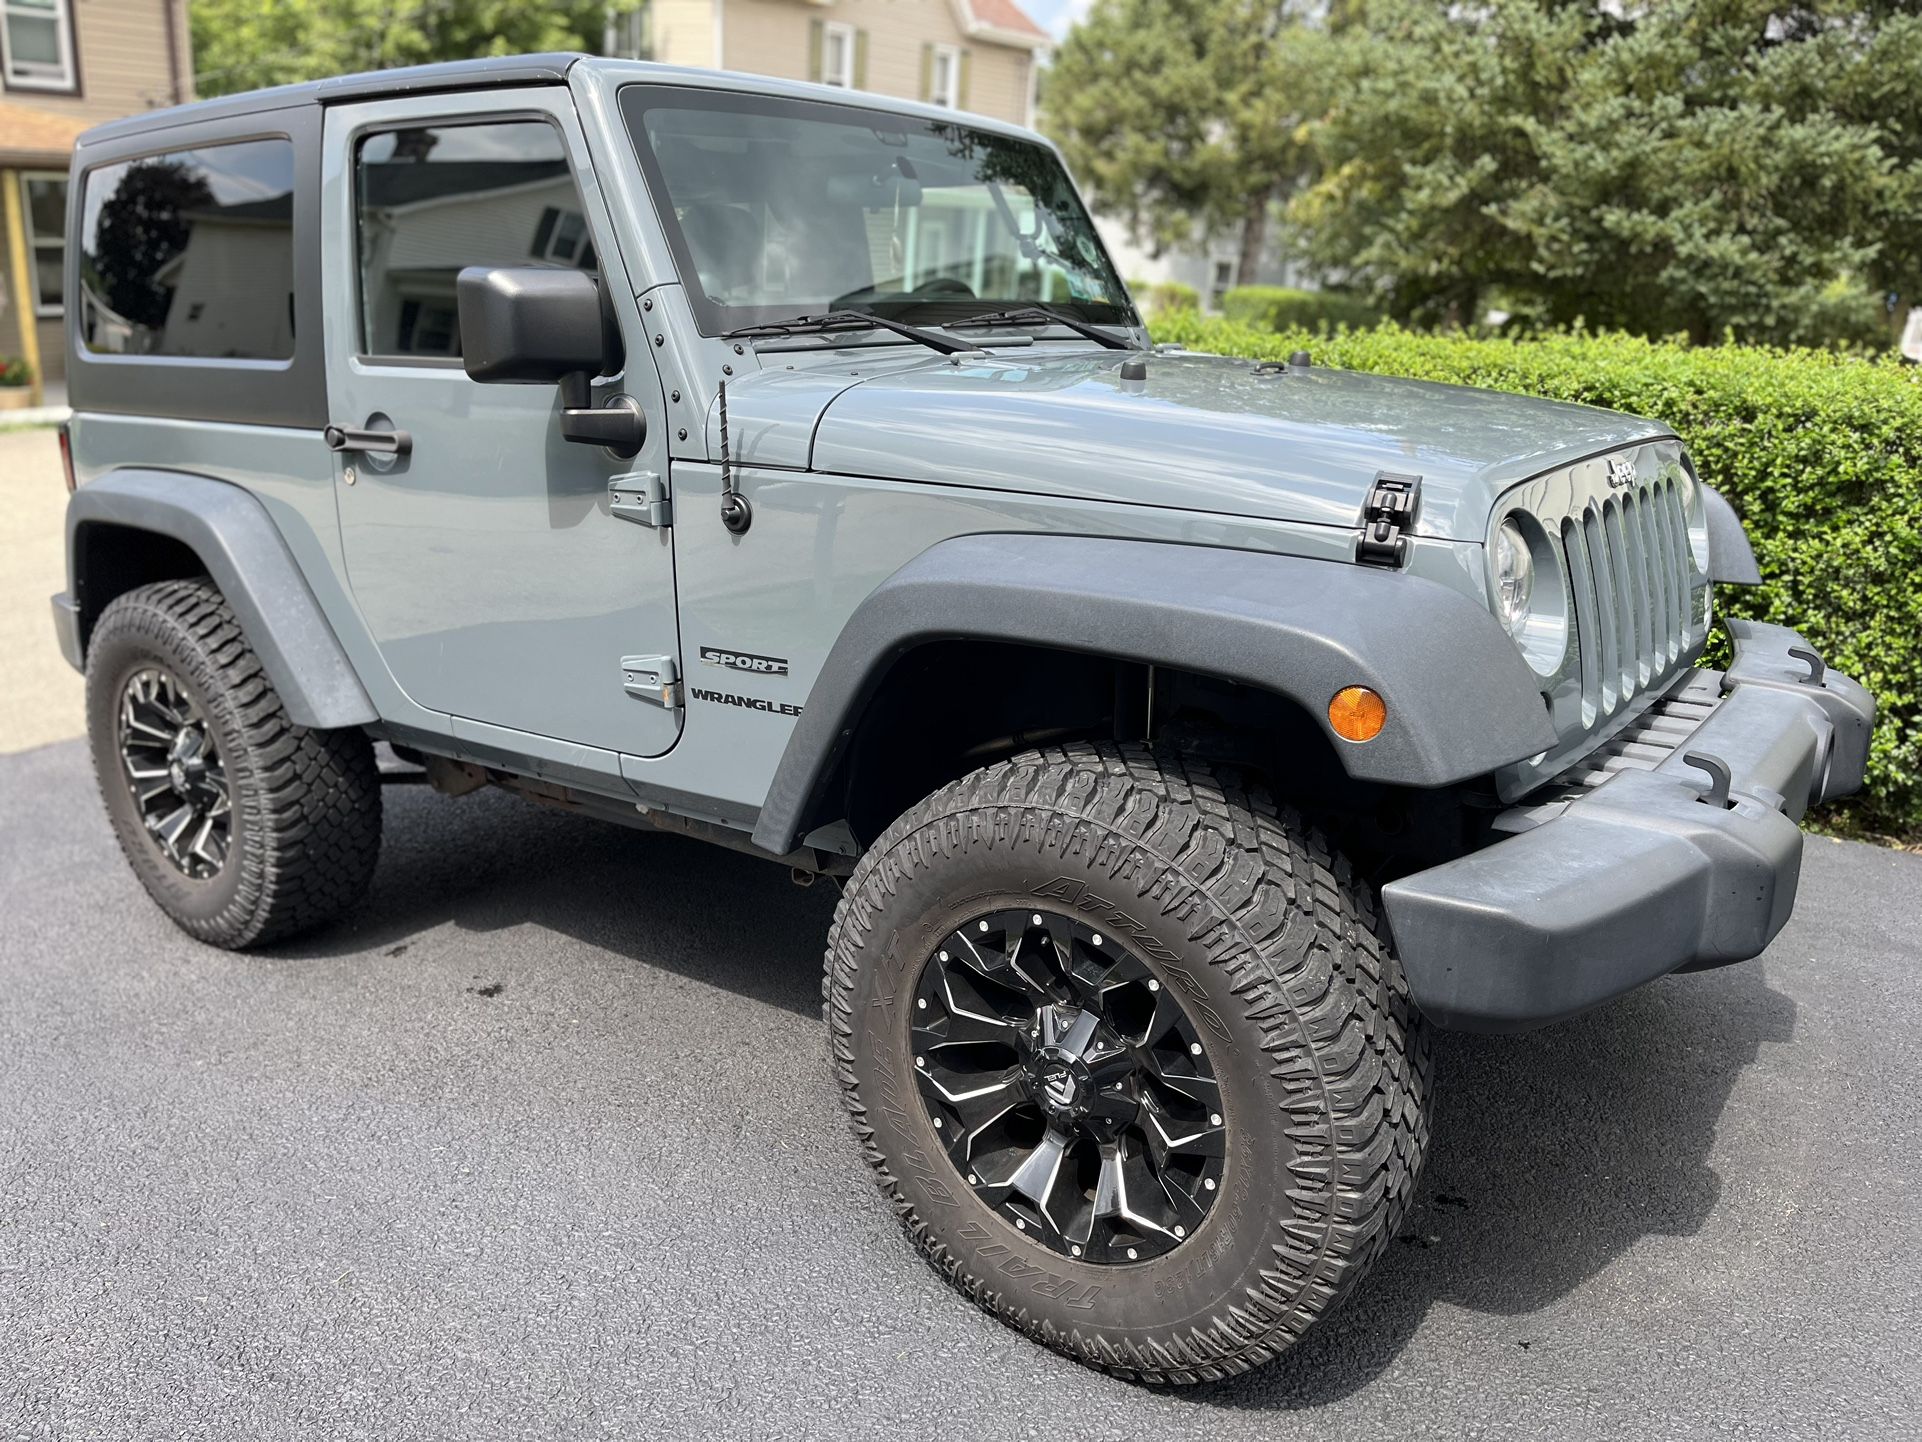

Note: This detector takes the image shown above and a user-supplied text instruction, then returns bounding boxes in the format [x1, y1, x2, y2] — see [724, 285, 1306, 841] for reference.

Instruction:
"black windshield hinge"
[1357, 472, 1421, 568]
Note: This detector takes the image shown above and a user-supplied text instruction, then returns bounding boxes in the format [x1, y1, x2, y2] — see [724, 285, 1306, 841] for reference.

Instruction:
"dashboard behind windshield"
[619, 85, 1135, 335]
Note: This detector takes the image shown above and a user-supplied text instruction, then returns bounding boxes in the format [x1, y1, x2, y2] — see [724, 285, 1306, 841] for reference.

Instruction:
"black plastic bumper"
[1382, 621, 1875, 1032]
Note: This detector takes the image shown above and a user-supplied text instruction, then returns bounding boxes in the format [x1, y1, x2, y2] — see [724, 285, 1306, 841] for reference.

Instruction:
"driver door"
[320, 89, 680, 760]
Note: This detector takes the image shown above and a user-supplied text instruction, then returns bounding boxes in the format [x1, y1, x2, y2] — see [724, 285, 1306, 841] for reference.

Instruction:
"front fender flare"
[66, 469, 377, 730]
[1702, 485, 1761, 585]
[750, 534, 1557, 855]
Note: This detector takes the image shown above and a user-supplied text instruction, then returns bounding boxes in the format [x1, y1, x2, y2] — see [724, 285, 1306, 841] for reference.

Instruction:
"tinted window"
[78, 138, 296, 360]
[355, 120, 595, 360]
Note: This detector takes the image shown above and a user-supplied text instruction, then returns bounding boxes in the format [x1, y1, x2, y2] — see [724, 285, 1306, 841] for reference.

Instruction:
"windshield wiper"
[722, 309, 969, 355]
[944, 305, 1135, 351]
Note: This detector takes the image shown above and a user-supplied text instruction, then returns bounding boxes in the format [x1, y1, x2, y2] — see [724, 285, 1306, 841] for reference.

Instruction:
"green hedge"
[1220, 285, 1382, 333]
[1128, 279, 1200, 316]
[1150, 313, 1922, 835]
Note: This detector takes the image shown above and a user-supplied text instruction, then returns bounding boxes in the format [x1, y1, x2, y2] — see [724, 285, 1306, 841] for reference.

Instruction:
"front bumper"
[1382, 621, 1875, 1032]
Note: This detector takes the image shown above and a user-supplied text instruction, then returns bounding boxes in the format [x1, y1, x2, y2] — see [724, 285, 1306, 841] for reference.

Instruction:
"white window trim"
[1, 0, 78, 94]
[822, 21, 855, 88]
[929, 43, 960, 108]
[20, 170, 64, 316]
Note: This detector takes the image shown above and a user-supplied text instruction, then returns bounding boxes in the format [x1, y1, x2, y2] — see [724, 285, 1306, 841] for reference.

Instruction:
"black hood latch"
[1357, 472, 1421, 568]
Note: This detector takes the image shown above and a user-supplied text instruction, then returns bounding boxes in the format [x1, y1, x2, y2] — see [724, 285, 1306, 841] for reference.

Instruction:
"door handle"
[324, 423, 413, 457]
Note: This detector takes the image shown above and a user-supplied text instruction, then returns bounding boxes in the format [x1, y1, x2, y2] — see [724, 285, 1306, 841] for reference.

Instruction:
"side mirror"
[457, 265, 610, 383]
[455, 265, 644, 458]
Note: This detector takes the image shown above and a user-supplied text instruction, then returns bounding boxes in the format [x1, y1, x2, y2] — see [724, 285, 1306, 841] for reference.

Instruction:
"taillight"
[57, 423, 75, 493]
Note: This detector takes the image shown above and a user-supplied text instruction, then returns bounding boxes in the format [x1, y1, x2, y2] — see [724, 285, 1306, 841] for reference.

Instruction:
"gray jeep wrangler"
[49, 54, 1874, 1383]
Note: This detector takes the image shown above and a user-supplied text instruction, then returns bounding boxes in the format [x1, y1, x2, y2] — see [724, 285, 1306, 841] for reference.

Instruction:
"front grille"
[1559, 474, 1696, 724]
[1490, 438, 1711, 801]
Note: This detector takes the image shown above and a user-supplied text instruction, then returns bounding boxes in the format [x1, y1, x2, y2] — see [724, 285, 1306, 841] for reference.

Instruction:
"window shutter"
[808, 19, 824, 83]
[957, 49, 972, 109]
[531, 206, 559, 259]
[920, 42, 933, 101]
[854, 29, 869, 89]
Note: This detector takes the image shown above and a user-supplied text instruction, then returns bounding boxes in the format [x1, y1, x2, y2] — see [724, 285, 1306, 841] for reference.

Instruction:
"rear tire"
[85, 578, 381, 949]
[825, 743, 1431, 1383]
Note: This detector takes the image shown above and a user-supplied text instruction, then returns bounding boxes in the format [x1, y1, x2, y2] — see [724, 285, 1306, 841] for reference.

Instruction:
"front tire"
[85, 578, 382, 949]
[825, 743, 1431, 1383]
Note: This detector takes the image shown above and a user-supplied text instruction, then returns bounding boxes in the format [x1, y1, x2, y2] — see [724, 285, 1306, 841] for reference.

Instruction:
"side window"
[354, 118, 596, 362]
[77, 138, 296, 360]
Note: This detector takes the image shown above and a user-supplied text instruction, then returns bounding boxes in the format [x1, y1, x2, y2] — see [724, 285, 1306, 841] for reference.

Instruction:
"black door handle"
[324, 423, 412, 457]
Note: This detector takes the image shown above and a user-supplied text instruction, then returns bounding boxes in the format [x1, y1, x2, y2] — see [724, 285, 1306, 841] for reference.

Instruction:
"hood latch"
[1357, 472, 1421, 568]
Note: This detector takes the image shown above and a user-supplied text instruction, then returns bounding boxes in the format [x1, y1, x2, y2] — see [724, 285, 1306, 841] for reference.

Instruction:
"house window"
[929, 45, 960, 108]
[822, 22, 854, 88]
[2, 0, 77, 93]
[20, 172, 65, 313]
[533, 207, 592, 266]
[1210, 259, 1234, 311]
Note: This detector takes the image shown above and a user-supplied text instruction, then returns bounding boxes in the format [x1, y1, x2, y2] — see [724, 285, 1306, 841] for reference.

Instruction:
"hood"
[714, 348, 1674, 542]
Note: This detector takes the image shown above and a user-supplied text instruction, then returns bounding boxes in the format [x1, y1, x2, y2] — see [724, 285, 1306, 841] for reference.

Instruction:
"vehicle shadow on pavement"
[266, 782, 836, 1016]
[1194, 960, 1798, 1411]
[269, 783, 1799, 1408]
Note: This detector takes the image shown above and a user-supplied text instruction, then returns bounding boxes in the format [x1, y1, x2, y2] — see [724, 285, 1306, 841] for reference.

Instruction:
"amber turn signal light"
[1328, 686, 1387, 742]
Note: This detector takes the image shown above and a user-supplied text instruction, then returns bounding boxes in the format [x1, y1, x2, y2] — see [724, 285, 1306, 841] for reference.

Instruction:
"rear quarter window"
[77, 137, 297, 362]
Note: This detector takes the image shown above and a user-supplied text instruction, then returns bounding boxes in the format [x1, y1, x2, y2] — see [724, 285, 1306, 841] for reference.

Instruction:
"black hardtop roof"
[76, 53, 584, 151]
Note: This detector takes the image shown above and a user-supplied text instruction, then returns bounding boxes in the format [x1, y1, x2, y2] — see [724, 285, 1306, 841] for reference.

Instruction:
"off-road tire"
[85, 578, 381, 949]
[825, 742, 1432, 1383]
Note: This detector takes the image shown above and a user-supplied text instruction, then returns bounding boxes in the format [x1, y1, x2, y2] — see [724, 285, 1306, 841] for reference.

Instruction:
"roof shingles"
[967, 0, 1050, 41]
[0, 98, 90, 165]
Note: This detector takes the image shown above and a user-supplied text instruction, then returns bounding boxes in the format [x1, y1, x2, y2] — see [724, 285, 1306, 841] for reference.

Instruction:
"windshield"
[620, 86, 1136, 335]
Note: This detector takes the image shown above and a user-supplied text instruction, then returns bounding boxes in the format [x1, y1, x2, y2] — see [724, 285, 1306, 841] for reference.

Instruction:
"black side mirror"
[457, 266, 609, 382]
[455, 266, 645, 458]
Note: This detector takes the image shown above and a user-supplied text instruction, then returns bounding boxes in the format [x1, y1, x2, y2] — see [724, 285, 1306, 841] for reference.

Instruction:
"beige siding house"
[1, 0, 193, 402]
[626, 0, 1049, 128]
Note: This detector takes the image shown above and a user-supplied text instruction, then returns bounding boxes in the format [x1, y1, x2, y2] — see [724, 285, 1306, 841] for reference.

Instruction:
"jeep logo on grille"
[698, 646, 789, 677]
[1606, 457, 1637, 489]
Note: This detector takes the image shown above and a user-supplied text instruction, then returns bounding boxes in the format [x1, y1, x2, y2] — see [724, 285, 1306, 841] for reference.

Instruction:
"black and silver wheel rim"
[117, 665, 231, 880]
[911, 908, 1225, 1264]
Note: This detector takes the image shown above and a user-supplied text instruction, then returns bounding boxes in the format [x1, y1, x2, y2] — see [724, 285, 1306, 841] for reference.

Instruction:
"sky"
[1021, 0, 1094, 43]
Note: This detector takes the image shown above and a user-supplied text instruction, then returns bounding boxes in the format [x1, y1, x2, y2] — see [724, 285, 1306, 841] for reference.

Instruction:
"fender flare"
[1702, 485, 1761, 585]
[66, 469, 378, 730]
[750, 533, 1558, 855]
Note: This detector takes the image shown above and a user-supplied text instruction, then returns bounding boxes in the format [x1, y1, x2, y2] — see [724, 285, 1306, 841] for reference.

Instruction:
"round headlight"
[1493, 519, 1535, 637]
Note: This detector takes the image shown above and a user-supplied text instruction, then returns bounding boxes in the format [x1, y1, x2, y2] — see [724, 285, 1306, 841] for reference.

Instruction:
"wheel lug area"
[913, 905, 1223, 1266]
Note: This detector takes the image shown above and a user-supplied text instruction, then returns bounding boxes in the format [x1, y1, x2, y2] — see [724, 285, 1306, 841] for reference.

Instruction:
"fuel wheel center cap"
[910, 907, 1226, 1265]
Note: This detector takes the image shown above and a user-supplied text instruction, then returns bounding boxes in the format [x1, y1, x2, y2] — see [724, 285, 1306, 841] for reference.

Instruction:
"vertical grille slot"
[1562, 517, 1599, 722]
[1582, 504, 1620, 714]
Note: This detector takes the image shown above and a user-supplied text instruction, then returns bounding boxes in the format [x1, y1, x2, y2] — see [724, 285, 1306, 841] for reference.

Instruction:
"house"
[0, 0, 193, 403]
[619, 0, 1050, 128]
[1098, 216, 1310, 314]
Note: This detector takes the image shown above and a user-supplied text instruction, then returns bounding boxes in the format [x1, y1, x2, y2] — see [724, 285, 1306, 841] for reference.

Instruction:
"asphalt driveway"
[3, 737, 1920, 1440]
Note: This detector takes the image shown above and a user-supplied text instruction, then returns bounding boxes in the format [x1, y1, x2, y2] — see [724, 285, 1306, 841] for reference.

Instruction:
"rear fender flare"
[66, 468, 377, 730]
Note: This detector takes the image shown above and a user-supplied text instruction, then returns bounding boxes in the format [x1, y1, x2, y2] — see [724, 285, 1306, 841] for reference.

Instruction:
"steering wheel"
[911, 277, 976, 298]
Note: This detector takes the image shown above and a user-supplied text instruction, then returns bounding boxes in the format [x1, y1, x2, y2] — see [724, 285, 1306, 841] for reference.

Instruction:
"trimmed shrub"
[1132, 279, 1199, 317]
[1221, 285, 1382, 333]
[1150, 312, 1922, 834]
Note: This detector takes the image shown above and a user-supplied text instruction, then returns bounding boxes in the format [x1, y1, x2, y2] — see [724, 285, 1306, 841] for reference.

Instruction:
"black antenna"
[718, 379, 751, 535]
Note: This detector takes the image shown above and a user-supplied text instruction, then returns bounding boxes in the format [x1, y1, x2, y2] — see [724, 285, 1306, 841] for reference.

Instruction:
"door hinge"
[610, 469, 671, 528]
[621, 654, 682, 709]
[1357, 471, 1420, 568]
